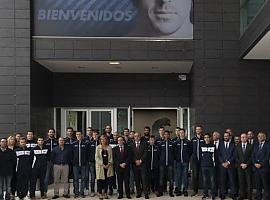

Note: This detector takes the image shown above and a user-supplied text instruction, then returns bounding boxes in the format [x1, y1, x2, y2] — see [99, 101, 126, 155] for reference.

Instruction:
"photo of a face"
[140, 0, 192, 35]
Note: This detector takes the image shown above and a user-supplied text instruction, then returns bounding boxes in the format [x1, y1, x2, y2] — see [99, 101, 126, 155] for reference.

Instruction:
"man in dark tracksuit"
[26, 131, 37, 149]
[190, 125, 204, 196]
[86, 131, 99, 196]
[30, 137, 49, 199]
[253, 132, 270, 200]
[72, 131, 89, 198]
[174, 128, 192, 196]
[157, 131, 174, 197]
[15, 138, 32, 200]
[44, 128, 58, 196]
[200, 133, 215, 200]
[146, 135, 160, 193]
[219, 132, 237, 200]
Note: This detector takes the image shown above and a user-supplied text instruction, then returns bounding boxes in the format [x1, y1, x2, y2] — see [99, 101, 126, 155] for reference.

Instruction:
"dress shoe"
[145, 195, 149, 199]
[52, 195, 59, 199]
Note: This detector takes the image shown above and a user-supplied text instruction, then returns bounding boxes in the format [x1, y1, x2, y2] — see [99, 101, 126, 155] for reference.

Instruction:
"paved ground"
[30, 188, 228, 200]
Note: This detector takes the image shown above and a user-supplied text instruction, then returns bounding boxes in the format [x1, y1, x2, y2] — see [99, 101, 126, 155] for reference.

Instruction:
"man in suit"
[212, 131, 221, 198]
[253, 132, 270, 200]
[131, 132, 149, 199]
[219, 132, 237, 200]
[234, 133, 253, 200]
[113, 136, 131, 199]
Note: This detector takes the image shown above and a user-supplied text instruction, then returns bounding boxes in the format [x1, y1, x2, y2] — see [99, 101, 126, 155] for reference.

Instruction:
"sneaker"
[90, 193, 96, 197]
[202, 194, 207, 199]
[191, 192, 198, 197]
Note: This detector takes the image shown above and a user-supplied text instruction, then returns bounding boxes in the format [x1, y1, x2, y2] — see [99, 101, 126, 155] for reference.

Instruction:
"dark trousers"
[191, 159, 201, 193]
[116, 167, 130, 197]
[202, 167, 215, 197]
[238, 167, 252, 199]
[16, 169, 30, 199]
[85, 162, 96, 192]
[175, 162, 189, 192]
[133, 165, 148, 196]
[255, 169, 270, 200]
[97, 169, 109, 194]
[30, 165, 47, 197]
[159, 165, 174, 194]
[0, 175, 12, 200]
[11, 167, 16, 196]
[149, 168, 159, 192]
[220, 166, 237, 198]
[214, 164, 220, 196]
[73, 165, 86, 196]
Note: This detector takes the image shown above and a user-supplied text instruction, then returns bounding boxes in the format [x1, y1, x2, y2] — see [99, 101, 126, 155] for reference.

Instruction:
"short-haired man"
[26, 131, 37, 149]
[51, 137, 72, 199]
[30, 136, 49, 199]
[253, 132, 270, 200]
[157, 131, 174, 197]
[234, 133, 253, 200]
[44, 128, 58, 197]
[15, 138, 32, 200]
[174, 128, 192, 196]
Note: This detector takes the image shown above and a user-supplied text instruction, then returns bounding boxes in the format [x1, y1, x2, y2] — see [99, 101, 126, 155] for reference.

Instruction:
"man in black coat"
[113, 136, 131, 199]
[234, 133, 253, 200]
[253, 132, 270, 200]
[0, 138, 16, 200]
[130, 132, 149, 199]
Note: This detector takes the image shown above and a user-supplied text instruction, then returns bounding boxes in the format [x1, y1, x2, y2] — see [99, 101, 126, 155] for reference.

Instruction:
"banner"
[34, 0, 193, 39]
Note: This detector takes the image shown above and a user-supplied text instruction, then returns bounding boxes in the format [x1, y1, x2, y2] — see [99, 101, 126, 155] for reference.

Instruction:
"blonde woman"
[7, 135, 17, 200]
[95, 135, 114, 199]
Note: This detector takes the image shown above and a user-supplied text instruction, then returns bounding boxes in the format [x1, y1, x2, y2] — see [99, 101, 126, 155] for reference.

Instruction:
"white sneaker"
[84, 189, 89, 196]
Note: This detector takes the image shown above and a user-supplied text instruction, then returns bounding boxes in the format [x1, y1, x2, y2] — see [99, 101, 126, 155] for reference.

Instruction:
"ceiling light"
[109, 61, 120, 65]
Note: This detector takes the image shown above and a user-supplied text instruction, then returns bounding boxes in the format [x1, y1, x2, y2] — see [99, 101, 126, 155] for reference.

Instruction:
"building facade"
[1, 0, 270, 137]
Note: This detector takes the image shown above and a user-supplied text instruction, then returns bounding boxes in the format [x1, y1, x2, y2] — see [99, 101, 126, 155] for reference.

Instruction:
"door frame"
[131, 107, 190, 138]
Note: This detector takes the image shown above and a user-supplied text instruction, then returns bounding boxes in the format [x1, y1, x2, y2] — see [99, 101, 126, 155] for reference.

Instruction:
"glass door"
[64, 109, 88, 136]
[89, 109, 114, 134]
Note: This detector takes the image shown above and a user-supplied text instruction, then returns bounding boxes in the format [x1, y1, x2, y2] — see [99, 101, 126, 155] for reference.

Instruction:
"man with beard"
[141, 126, 151, 143]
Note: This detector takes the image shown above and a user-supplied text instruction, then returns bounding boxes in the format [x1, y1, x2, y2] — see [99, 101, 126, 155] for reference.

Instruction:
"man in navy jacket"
[218, 132, 237, 200]
[72, 131, 89, 198]
[253, 132, 270, 200]
[174, 128, 192, 196]
[157, 131, 175, 197]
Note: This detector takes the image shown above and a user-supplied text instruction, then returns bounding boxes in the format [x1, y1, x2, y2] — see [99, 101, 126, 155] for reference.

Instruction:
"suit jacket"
[130, 140, 148, 166]
[218, 140, 235, 167]
[253, 141, 270, 171]
[234, 143, 253, 168]
[113, 144, 131, 172]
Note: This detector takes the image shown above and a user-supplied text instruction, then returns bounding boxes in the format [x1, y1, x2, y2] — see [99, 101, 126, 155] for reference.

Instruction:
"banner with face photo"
[34, 0, 193, 39]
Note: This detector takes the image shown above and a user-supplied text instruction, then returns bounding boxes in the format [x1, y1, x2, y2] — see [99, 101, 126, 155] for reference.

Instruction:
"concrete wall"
[0, 0, 30, 136]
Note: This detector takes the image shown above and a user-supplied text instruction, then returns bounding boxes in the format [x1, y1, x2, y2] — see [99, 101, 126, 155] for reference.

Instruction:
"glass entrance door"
[65, 109, 88, 135]
[89, 109, 114, 134]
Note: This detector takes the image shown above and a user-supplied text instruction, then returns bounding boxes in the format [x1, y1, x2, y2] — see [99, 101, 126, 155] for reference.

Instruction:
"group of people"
[0, 125, 269, 200]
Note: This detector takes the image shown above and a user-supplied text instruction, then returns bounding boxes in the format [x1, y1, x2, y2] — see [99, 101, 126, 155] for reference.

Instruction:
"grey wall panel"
[0, 0, 30, 137]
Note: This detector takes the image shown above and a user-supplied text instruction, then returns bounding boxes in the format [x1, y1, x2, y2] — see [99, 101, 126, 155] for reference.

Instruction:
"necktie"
[136, 142, 140, 155]
[259, 143, 263, 150]
[225, 142, 228, 150]
[243, 144, 246, 153]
